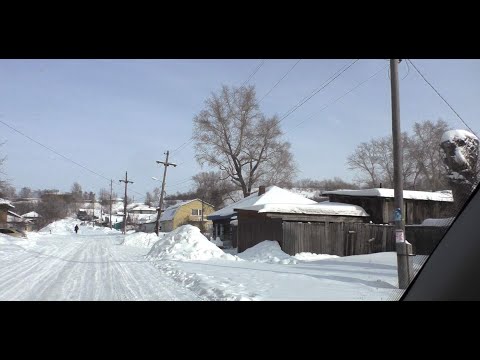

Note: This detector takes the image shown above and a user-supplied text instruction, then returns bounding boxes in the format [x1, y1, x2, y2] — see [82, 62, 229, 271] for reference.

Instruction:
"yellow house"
[159, 199, 215, 232]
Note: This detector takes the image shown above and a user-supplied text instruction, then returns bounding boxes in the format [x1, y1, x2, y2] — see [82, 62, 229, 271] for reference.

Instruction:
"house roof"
[208, 186, 317, 220]
[323, 188, 454, 202]
[0, 198, 15, 208]
[22, 211, 40, 218]
[239, 201, 369, 217]
[8, 210, 22, 218]
[160, 199, 213, 221]
[128, 204, 157, 212]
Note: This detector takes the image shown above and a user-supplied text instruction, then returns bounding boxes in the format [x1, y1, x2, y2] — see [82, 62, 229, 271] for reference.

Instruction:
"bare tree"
[411, 119, 451, 191]
[37, 196, 69, 228]
[347, 140, 381, 187]
[193, 85, 297, 198]
[0, 142, 16, 199]
[144, 192, 154, 206]
[98, 188, 110, 206]
[347, 133, 418, 189]
[192, 171, 236, 209]
[18, 187, 33, 199]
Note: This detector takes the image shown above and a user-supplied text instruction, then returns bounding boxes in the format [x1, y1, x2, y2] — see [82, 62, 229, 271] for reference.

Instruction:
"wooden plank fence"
[281, 222, 448, 256]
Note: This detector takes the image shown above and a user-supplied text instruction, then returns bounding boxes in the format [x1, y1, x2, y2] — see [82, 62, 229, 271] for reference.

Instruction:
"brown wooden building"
[236, 202, 370, 255]
[324, 188, 454, 225]
[207, 186, 317, 247]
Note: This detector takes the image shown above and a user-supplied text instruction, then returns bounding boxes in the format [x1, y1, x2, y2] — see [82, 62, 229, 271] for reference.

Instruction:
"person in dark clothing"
[74, 224, 79, 234]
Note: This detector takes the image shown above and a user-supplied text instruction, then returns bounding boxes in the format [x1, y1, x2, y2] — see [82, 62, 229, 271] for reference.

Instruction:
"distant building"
[160, 199, 214, 232]
[324, 188, 454, 225]
[0, 198, 15, 227]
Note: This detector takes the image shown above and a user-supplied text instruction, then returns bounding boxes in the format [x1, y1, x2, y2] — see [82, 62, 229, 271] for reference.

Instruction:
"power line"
[0, 117, 148, 203]
[0, 119, 112, 183]
[277, 59, 359, 125]
[241, 59, 265, 87]
[285, 63, 389, 134]
[258, 59, 302, 103]
[407, 59, 478, 137]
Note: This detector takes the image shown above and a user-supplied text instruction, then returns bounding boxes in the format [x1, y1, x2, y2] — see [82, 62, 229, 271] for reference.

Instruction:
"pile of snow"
[294, 252, 340, 261]
[147, 225, 238, 261]
[237, 240, 297, 265]
[123, 232, 167, 248]
[421, 218, 455, 227]
[0, 233, 11, 245]
[211, 237, 223, 247]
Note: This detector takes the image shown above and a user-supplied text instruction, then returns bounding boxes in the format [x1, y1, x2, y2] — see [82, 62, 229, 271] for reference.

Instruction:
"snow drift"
[123, 232, 167, 248]
[294, 252, 340, 261]
[237, 240, 298, 264]
[146, 225, 238, 261]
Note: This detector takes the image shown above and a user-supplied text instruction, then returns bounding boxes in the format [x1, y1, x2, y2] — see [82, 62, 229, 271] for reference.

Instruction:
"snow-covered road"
[0, 229, 200, 301]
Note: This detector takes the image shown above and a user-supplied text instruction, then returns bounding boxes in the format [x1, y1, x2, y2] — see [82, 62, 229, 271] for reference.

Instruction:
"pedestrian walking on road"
[74, 224, 79, 234]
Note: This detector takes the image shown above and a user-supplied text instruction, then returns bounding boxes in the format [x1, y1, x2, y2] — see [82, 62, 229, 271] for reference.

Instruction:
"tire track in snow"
[0, 232, 200, 301]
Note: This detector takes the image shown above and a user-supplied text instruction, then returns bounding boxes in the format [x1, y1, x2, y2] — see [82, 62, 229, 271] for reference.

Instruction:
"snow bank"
[0, 234, 11, 245]
[294, 252, 340, 261]
[211, 237, 223, 247]
[146, 225, 238, 261]
[123, 232, 167, 248]
[421, 218, 455, 227]
[237, 240, 298, 264]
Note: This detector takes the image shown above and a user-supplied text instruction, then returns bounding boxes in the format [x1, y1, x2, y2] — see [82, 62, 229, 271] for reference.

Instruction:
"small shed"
[324, 188, 454, 225]
[0, 198, 15, 226]
[208, 186, 317, 245]
[236, 201, 369, 254]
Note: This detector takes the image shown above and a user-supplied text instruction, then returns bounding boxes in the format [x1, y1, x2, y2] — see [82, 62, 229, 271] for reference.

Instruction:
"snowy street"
[0, 223, 200, 301]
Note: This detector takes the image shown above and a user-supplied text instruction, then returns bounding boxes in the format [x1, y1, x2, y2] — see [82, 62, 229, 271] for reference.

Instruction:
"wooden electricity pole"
[109, 179, 113, 230]
[155, 150, 177, 235]
[119, 171, 134, 234]
[390, 59, 413, 289]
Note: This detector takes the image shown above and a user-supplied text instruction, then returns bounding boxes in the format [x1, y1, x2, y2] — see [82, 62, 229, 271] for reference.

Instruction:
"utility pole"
[109, 179, 113, 230]
[390, 59, 413, 289]
[155, 150, 177, 235]
[92, 195, 95, 227]
[119, 171, 134, 234]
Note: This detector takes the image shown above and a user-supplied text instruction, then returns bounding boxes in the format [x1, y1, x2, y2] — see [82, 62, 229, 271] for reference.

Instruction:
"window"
[191, 209, 202, 216]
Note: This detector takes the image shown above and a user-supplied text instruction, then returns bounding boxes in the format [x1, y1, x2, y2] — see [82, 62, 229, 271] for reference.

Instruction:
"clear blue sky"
[1, 59, 479, 200]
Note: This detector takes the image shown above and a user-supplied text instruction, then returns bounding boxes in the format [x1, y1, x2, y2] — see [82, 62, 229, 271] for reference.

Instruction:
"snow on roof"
[0, 198, 14, 208]
[239, 201, 369, 217]
[22, 211, 40, 218]
[128, 204, 157, 212]
[134, 213, 158, 224]
[441, 129, 478, 143]
[323, 188, 454, 202]
[208, 186, 317, 220]
[288, 188, 324, 200]
[7, 210, 23, 218]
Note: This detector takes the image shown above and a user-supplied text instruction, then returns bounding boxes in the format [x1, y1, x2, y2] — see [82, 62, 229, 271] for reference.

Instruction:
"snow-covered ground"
[0, 218, 200, 300]
[0, 219, 424, 301]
